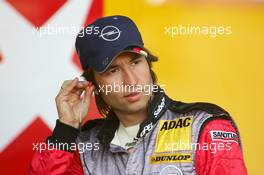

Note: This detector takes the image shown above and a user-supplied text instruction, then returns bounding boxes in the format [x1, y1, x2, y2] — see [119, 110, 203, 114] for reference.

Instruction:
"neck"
[114, 107, 148, 127]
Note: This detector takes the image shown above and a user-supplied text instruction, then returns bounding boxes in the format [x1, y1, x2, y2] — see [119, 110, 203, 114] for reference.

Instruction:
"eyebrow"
[130, 53, 142, 61]
[105, 64, 118, 72]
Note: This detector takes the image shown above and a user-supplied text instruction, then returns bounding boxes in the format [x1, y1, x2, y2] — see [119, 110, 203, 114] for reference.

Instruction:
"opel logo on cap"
[99, 25, 121, 41]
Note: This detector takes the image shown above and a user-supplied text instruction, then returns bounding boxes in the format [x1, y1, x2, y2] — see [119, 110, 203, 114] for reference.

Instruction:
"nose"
[123, 67, 138, 86]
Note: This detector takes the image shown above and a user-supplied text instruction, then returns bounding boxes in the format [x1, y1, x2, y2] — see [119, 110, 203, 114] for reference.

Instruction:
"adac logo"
[155, 116, 193, 153]
[160, 116, 191, 131]
[99, 25, 121, 41]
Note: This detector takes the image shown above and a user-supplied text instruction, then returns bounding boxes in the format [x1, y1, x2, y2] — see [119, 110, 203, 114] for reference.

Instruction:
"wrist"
[59, 118, 80, 129]
[46, 119, 80, 151]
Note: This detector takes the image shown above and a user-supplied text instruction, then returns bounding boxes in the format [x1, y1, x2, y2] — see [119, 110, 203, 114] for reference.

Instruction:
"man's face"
[94, 52, 153, 114]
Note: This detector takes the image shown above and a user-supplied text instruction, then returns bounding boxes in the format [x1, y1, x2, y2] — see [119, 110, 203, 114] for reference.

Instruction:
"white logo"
[153, 97, 165, 118]
[140, 123, 153, 138]
[99, 25, 121, 41]
[159, 165, 183, 175]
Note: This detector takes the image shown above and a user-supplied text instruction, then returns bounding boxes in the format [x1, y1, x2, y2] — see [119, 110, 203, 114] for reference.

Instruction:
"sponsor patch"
[155, 116, 193, 152]
[150, 153, 192, 164]
[210, 130, 239, 144]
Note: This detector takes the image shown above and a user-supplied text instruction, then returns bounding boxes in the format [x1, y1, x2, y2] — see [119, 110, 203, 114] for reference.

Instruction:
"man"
[29, 15, 247, 175]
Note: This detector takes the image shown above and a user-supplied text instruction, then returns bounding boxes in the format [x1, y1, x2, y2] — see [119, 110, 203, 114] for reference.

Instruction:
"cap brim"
[95, 44, 145, 73]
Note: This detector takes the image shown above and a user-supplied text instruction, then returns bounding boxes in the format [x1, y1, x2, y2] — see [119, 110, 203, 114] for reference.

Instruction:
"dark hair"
[81, 47, 158, 117]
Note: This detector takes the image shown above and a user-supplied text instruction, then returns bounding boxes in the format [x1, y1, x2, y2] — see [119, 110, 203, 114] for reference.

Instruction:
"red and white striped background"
[0, 0, 102, 174]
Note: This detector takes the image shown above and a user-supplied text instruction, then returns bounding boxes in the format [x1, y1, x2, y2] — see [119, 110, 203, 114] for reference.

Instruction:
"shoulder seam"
[168, 101, 230, 116]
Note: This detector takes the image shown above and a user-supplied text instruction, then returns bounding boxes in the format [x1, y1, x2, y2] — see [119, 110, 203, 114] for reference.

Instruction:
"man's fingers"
[64, 77, 78, 91]
[73, 81, 93, 96]
[57, 79, 94, 108]
[59, 78, 79, 95]
[76, 81, 89, 88]
[69, 83, 94, 102]
[72, 87, 84, 96]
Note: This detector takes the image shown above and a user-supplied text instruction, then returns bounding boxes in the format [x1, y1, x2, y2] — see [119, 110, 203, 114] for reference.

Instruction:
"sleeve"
[28, 120, 84, 175]
[195, 118, 247, 175]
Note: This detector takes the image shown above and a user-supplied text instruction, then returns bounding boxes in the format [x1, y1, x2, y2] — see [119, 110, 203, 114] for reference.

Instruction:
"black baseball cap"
[75, 15, 145, 73]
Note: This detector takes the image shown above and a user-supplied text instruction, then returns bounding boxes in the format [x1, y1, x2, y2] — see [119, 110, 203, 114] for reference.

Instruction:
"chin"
[123, 99, 148, 113]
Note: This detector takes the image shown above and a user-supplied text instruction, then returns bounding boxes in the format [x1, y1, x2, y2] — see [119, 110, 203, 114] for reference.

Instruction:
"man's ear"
[92, 75, 100, 95]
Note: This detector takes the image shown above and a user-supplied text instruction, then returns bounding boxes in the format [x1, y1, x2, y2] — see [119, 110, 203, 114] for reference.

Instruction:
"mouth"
[124, 92, 141, 102]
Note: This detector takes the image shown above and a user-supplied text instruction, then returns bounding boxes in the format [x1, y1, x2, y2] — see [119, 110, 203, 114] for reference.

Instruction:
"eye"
[108, 68, 119, 74]
[131, 59, 141, 66]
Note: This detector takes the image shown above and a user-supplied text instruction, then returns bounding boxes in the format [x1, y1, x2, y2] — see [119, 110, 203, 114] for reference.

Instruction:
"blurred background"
[0, 0, 263, 174]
